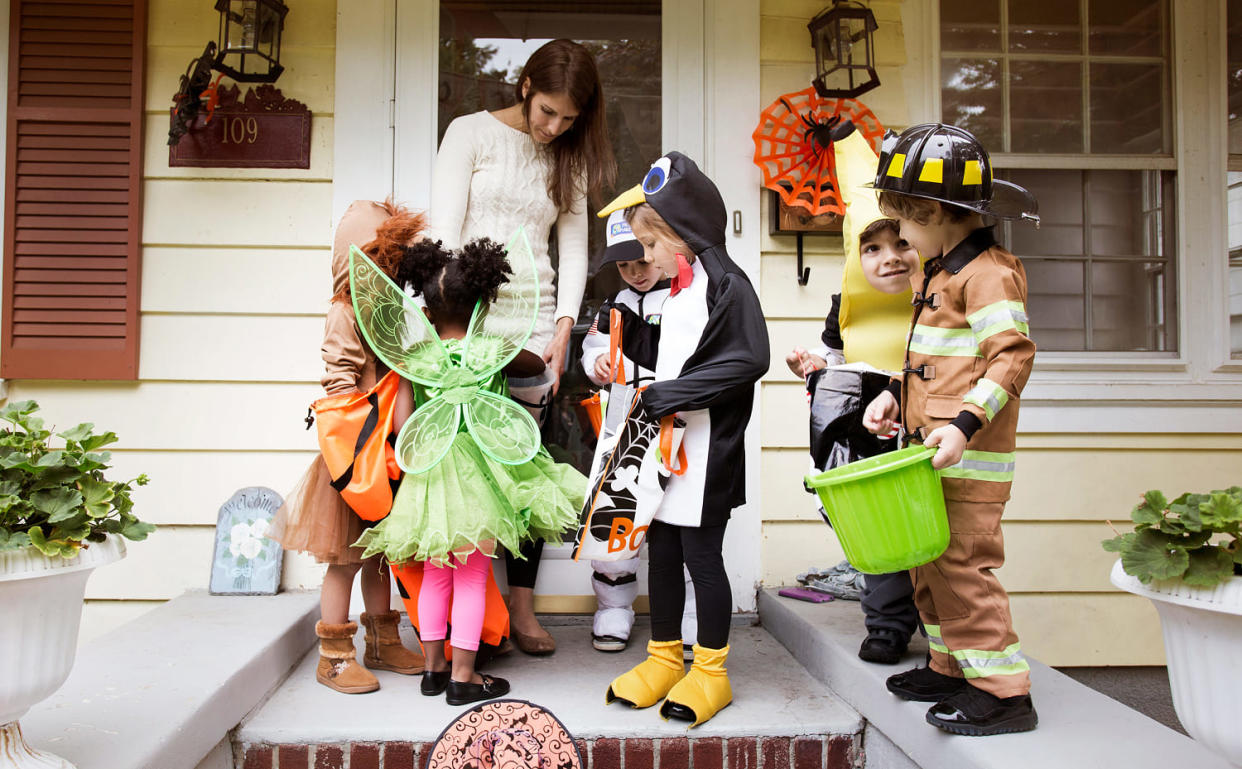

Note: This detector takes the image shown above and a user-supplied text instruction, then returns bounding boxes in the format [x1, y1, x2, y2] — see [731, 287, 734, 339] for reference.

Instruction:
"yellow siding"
[755, 0, 1223, 666]
[8, 0, 339, 642]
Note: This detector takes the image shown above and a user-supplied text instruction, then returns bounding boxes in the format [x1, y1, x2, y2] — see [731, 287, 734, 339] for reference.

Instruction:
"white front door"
[334, 0, 761, 612]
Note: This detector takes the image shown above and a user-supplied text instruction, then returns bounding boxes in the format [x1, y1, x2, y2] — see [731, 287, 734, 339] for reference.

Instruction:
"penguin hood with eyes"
[596, 152, 728, 259]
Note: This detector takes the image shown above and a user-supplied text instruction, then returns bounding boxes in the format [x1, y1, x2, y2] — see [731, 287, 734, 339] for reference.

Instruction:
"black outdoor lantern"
[213, 0, 288, 83]
[808, 1, 880, 99]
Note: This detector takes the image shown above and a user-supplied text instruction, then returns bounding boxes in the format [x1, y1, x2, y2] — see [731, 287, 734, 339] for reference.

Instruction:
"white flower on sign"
[229, 523, 251, 557]
[229, 518, 270, 560]
[239, 536, 262, 559]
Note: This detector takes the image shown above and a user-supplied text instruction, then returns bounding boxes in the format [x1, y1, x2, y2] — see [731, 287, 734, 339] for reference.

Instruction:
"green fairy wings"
[348, 228, 541, 474]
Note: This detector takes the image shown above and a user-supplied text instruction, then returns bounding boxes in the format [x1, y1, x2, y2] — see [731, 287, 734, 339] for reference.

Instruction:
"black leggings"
[647, 520, 730, 649]
[505, 539, 544, 589]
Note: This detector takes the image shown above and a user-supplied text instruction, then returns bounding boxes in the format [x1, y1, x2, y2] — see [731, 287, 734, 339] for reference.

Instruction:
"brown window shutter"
[2, 0, 146, 380]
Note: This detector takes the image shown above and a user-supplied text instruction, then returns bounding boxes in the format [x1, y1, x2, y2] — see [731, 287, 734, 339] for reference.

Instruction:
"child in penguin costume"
[594, 152, 770, 727]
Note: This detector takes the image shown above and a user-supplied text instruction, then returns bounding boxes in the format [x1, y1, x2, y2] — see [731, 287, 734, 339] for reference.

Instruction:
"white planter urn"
[1111, 559, 1242, 767]
[0, 537, 125, 769]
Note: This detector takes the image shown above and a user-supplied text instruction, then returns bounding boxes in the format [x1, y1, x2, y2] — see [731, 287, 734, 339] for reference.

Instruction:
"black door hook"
[796, 232, 810, 286]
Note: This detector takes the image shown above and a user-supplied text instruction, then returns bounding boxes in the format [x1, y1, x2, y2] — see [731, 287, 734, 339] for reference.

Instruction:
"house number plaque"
[170, 84, 311, 169]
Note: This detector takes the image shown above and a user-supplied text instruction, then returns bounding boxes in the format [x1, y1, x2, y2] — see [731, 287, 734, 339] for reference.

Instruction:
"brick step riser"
[239, 734, 861, 769]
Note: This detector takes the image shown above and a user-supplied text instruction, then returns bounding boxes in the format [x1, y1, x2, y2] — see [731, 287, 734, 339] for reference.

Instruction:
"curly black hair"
[399, 237, 512, 326]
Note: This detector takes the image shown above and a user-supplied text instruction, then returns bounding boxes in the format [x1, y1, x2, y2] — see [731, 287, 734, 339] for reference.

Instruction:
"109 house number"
[220, 116, 259, 144]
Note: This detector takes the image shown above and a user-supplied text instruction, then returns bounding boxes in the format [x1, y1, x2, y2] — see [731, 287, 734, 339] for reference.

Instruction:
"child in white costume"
[581, 211, 697, 654]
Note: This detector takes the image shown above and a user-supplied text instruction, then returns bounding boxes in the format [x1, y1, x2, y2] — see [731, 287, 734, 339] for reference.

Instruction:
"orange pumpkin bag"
[312, 369, 402, 521]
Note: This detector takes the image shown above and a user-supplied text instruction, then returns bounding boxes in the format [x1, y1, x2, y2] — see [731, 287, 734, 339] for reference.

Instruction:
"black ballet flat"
[421, 669, 451, 696]
[445, 674, 510, 706]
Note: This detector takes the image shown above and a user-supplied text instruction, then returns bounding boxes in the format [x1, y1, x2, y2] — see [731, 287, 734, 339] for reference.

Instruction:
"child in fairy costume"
[350, 232, 583, 706]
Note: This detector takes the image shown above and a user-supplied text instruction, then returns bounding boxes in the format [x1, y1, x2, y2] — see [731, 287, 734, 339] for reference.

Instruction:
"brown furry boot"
[316, 621, 380, 694]
[361, 611, 425, 674]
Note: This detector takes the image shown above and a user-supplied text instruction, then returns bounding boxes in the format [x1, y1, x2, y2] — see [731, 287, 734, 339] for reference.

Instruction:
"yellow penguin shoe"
[659, 644, 733, 727]
[605, 639, 686, 708]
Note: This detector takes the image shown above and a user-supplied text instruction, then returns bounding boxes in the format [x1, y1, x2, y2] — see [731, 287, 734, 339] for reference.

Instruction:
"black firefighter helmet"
[872, 123, 1039, 224]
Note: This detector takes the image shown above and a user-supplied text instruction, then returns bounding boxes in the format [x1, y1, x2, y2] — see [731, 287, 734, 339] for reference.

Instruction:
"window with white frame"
[939, 0, 1176, 353]
[1228, 0, 1242, 358]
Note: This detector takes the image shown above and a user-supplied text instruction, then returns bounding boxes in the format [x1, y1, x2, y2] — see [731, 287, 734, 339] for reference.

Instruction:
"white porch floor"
[237, 617, 862, 745]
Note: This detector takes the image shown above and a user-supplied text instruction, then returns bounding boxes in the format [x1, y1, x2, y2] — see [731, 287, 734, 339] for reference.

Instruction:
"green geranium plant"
[1103, 487, 1242, 588]
[0, 400, 154, 558]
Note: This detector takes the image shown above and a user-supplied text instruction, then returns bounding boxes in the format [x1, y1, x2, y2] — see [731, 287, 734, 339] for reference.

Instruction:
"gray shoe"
[796, 560, 854, 584]
[807, 566, 863, 600]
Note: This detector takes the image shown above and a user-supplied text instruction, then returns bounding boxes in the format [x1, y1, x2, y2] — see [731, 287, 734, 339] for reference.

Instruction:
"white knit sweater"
[429, 110, 589, 354]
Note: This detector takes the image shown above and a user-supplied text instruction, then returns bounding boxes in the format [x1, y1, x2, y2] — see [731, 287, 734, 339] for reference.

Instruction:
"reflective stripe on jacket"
[901, 229, 1036, 502]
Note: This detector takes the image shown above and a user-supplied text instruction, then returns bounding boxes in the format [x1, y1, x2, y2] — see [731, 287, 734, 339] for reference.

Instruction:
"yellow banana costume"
[835, 131, 913, 373]
[605, 639, 686, 708]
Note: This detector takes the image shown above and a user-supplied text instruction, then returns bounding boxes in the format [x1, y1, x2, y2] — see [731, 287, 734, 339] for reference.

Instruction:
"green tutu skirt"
[354, 433, 585, 564]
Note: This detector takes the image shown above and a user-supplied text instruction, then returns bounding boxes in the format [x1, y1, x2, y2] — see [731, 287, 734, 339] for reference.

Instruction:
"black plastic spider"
[168, 42, 218, 146]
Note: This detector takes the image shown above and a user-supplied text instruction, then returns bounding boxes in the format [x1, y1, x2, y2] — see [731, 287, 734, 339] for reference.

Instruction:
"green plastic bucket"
[804, 446, 949, 574]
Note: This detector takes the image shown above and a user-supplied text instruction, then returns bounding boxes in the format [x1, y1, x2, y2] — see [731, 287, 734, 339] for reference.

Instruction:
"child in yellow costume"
[785, 121, 921, 666]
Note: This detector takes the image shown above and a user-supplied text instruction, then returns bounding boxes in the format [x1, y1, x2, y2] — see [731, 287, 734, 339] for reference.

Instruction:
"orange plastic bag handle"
[659, 416, 687, 476]
[609, 308, 625, 385]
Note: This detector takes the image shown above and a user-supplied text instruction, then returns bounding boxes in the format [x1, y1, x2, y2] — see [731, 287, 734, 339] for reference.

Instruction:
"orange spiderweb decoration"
[752, 87, 886, 217]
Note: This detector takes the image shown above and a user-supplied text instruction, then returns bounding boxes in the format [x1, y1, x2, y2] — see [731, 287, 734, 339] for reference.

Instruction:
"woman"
[429, 38, 616, 654]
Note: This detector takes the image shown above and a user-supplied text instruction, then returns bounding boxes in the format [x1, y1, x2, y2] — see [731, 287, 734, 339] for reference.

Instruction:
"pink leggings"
[417, 550, 491, 651]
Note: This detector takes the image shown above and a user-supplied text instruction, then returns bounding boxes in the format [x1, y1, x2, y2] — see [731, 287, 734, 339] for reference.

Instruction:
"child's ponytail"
[455, 238, 511, 305]
[398, 239, 451, 297]
[407, 237, 513, 326]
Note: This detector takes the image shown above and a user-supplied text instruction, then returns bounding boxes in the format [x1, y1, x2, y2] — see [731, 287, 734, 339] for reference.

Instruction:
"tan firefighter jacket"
[898, 227, 1036, 503]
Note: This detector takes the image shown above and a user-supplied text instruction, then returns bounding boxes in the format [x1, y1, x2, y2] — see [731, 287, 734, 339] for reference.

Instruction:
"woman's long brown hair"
[515, 39, 617, 212]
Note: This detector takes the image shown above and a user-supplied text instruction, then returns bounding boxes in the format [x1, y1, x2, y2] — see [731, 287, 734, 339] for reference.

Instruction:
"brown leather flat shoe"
[512, 628, 556, 655]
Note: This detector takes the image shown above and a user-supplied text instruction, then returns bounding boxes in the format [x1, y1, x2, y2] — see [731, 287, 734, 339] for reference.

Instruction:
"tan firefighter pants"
[911, 499, 1031, 698]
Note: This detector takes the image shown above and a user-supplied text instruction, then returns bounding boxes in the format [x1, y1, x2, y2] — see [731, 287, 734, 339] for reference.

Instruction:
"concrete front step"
[758, 587, 1234, 769]
[20, 590, 320, 769]
[237, 619, 863, 768]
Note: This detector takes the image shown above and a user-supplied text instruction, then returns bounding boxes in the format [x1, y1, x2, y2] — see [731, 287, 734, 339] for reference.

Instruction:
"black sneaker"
[445, 674, 511, 706]
[926, 687, 1038, 736]
[859, 630, 908, 665]
[886, 666, 969, 701]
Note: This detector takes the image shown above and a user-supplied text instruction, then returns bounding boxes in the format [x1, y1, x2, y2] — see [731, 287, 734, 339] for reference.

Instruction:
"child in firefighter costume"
[863, 123, 1040, 735]
[267, 200, 427, 694]
[595, 153, 769, 727]
[785, 121, 921, 665]
[581, 211, 698, 655]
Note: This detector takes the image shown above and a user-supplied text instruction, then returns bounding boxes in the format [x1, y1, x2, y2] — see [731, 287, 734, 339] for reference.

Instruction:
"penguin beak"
[596, 183, 647, 218]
